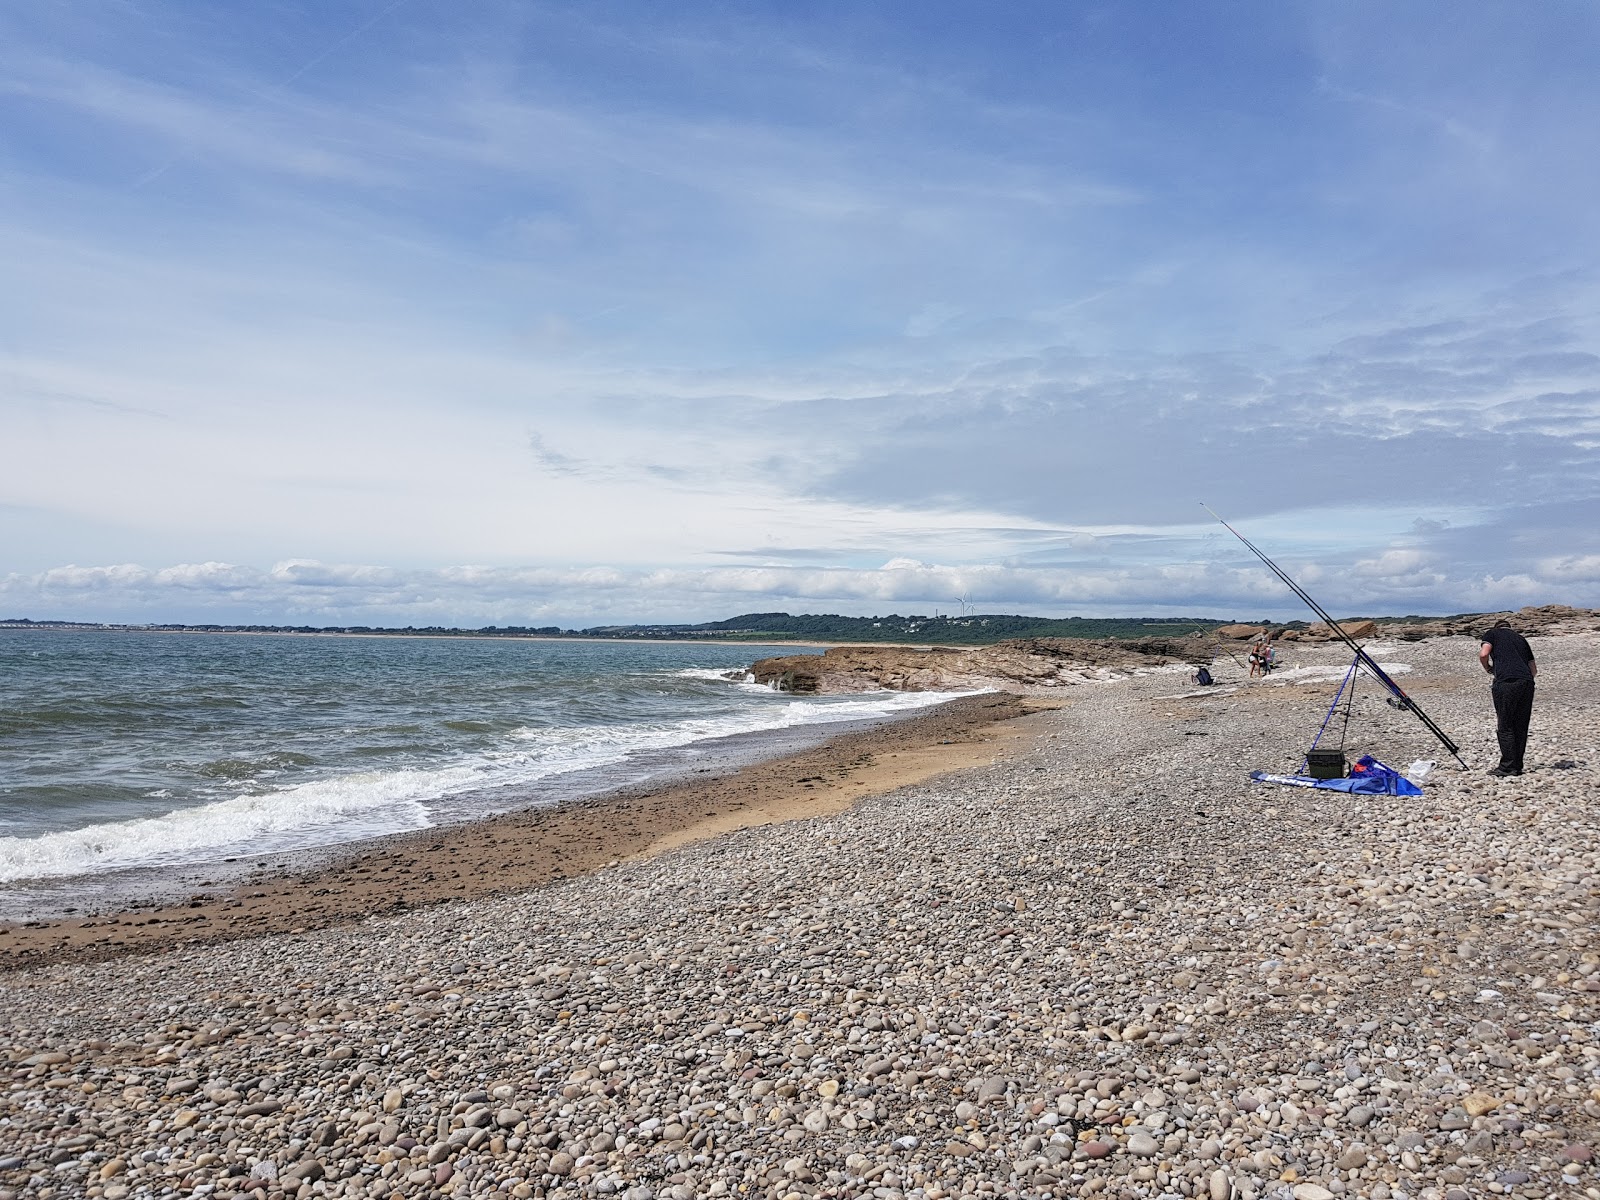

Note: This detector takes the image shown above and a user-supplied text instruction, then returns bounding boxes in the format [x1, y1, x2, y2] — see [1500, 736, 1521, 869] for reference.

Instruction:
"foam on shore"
[0, 688, 970, 884]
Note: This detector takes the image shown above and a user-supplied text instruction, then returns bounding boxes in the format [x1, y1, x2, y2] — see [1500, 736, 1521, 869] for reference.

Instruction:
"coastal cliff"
[744, 636, 1193, 693]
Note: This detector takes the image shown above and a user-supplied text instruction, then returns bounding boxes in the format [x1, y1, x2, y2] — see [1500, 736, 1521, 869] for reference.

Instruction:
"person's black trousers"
[1491, 678, 1535, 771]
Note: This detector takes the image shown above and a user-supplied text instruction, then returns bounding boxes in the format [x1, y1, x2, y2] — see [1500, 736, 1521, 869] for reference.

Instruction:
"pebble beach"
[3, 633, 1597, 1200]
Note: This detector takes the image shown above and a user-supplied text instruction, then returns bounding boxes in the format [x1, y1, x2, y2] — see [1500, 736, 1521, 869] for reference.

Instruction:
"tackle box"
[1306, 749, 1348, 779]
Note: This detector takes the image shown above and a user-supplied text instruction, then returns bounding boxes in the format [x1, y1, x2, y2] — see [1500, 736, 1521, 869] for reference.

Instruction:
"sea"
[0, 629, 964, 909]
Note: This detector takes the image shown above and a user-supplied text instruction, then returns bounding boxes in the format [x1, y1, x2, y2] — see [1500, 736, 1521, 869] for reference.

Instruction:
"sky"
[3, 0, 1598, 626]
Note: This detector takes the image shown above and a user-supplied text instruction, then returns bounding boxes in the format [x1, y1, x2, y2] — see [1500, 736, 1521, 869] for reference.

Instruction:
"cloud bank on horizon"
[3, 1, 1598, 625]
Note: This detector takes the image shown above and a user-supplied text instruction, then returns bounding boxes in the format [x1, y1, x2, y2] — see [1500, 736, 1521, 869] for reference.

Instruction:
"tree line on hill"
[583, 612, 1235, 643]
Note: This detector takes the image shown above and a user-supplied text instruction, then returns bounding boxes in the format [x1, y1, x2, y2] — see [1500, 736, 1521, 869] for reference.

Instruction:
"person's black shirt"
[1481, 627, 1535, 683]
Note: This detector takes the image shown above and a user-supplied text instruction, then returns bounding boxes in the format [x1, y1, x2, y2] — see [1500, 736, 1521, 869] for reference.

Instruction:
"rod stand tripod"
[1299, 651, 1366, 775]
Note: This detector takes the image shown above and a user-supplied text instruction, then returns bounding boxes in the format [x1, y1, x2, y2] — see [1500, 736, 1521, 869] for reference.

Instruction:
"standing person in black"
[1479, 619, 1537, 776]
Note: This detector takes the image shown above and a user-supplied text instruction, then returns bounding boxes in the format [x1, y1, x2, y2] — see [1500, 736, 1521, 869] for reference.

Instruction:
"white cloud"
[1540, 554, 1600, 583]
[1351, 549, 1439, 581]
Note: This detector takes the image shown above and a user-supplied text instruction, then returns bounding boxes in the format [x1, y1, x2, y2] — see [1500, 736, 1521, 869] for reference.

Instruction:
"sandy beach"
[2, 633, 1597, 1200]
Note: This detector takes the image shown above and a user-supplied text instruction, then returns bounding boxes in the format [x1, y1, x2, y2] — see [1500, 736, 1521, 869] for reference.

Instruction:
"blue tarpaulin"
[1250, 754, 1422, 796]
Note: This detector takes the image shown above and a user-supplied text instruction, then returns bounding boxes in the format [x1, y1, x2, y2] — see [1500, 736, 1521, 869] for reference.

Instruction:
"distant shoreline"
[0, 625, 1020, 653]
[0, 613, 1288, 649]
[0, 624, 838, 649]
[0, 609, 1242, 648]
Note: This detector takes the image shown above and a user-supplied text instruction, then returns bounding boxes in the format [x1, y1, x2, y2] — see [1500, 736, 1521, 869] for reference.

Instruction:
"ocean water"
[0, 629, 963, 887]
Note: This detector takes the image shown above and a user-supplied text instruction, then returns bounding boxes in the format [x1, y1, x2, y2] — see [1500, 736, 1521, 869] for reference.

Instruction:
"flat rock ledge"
[746, 638, 1195, 693]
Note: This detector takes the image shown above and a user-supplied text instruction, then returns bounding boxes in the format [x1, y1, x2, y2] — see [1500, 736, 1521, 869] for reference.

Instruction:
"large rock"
[1214, 624, 1266, 640]
[1306, 619, 1378, 639]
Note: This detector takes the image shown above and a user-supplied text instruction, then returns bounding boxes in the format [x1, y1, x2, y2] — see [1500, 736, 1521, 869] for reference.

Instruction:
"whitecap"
[0, 768, 452, 883]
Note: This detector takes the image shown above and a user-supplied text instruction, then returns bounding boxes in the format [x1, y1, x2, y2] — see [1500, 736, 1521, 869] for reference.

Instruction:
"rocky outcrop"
[743, 606, 1600, 694]
[1278, 606, 1598, 642]
[1376, 604, 1600, 641]
[1249, 607, 1598, 644]
[745, 637, 1195, 694]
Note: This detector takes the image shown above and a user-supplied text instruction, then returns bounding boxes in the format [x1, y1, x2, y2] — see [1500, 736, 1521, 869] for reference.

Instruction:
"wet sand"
[0, 691, 1057, 971]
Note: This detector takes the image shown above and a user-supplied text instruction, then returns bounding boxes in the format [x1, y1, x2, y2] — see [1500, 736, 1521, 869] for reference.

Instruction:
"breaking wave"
[0, 687, 965, 883]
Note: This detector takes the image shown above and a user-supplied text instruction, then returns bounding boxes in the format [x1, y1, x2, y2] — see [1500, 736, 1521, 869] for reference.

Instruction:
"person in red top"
[1478, 619, 1537, 777]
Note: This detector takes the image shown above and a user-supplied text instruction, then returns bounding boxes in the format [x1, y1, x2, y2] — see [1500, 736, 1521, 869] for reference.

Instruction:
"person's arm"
[1530, 658, 1537, 678]
[1479, 642, 1495, 674]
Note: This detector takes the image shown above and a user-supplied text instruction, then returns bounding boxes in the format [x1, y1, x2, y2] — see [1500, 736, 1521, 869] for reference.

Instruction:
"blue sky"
[3, 1, 1598, 625]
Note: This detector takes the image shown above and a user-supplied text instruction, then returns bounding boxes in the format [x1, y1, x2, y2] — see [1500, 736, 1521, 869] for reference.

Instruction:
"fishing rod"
[1203, 504, 1468, 768]
[1215, 642, 1246, 670]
